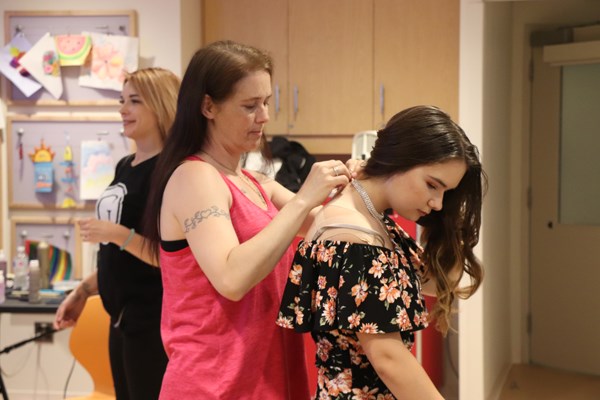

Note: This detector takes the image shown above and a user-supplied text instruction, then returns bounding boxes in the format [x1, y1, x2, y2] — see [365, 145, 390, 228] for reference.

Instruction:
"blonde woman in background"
[54, 68, 180, 400]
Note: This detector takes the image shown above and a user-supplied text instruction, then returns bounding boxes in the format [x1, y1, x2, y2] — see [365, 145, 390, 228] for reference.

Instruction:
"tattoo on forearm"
[184, 206, 230, 233]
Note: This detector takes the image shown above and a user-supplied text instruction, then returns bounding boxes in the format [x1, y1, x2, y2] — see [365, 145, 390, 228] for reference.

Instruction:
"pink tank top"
[159, 158, 309, 399]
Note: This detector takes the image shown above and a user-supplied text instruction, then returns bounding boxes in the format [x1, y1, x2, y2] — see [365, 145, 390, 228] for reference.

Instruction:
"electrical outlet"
[34, 322, 54, 343]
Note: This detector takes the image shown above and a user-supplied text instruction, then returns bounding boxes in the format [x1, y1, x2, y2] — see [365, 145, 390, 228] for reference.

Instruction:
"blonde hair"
[123, 68, 181, 142]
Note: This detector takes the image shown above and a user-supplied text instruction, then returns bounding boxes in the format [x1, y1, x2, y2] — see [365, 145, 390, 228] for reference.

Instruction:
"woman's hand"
[53, 289, 87, 330]
[79, 218, 116, 244]
[295, 160, 352, 207]
[345, 158, 365, 179]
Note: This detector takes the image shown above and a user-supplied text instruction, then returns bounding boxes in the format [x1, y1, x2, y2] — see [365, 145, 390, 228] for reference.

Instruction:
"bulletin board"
[10, 216, 82, 279]
[2, 10, 138, 106]
[7, 115, 133, 210]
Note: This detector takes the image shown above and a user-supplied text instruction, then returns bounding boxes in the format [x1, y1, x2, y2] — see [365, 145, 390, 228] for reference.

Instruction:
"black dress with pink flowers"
[276, 215, 430, 399]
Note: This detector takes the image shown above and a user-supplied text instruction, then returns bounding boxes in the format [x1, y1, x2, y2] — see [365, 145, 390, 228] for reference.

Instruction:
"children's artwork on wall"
[60, 134, 77, 208]
[80, 139, 115, 200]
[78, 32, 139, 92]
[29, 139, 56, 193]
[7, 116, 132, 209]
[55, 34, 92, 66]
[3, 10, 137, 105]
[18, 32, 63, 99]
[0, 33, 42, 97]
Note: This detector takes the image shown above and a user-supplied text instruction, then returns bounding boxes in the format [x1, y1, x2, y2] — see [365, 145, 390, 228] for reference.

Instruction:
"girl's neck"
[352, 178, 387, 215]
[130, 128, 163, 165]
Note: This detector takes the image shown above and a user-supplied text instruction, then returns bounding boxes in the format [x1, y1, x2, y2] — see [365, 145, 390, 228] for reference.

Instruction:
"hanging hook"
[96, 130, 109, 140]
[95, 25, 111, 35]
[15, 24, 23, 36]
[17, 128, 24, 160]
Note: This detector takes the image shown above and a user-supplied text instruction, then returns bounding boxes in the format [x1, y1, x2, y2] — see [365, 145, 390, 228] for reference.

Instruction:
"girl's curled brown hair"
[365, 105, 487, 334]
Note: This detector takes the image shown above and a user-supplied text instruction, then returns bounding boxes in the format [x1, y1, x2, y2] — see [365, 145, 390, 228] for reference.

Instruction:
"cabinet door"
[288, 0, 373, 135]
[202, 0, 289, 135]
[374, 0, 459, 126]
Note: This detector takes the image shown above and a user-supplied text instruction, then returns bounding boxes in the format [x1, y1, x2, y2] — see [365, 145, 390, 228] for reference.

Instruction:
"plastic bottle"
[0, 273, 5, 304]
[28, 259, 41, 304]
[0, 249, 7, 286]
[13, 246, 29, 291]
[37, 240, 50, 289]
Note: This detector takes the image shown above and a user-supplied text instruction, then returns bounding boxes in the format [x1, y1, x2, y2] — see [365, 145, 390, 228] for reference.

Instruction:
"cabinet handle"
[274, 84, 280, 116]
[293, 85, 299, 119]
[379, 84, 385, 120]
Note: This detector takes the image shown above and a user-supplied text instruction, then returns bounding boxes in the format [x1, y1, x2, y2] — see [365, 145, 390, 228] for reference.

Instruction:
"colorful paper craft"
[60, 138, 77, 208]
[80, 140, 115, 200]
[26, 240, 73, 283]
[29, 139, 56, 193]
[55, 34, 92, 66]
[79, 32, 139, 92]
[0, 34, 43, 97]
[19, 33, 63, 99]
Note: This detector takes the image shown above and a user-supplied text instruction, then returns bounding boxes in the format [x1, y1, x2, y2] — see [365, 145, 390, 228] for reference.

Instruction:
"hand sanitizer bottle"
[13, 246, 29, 291]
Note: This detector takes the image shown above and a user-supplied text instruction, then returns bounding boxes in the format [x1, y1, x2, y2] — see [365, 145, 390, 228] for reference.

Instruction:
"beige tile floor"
[499, 364, 600, 400]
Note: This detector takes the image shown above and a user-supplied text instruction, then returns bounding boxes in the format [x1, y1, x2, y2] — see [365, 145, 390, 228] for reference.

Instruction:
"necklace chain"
[200, 152, 239, 175]
[351, 179, 396, 248]
[201, 152, 267, 207]
[351, 180, 384, 221]
[238, 171, 267, 206]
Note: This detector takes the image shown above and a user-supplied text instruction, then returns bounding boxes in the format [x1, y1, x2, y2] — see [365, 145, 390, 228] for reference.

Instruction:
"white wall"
[0, 1, 200, 398]
[458, 2, 489, 399]
[459, 1, 600, 399]
[482, 3, 514, 399]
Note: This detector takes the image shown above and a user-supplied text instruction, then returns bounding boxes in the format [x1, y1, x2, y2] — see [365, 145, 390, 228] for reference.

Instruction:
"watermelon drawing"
[55, 35, 92, 66]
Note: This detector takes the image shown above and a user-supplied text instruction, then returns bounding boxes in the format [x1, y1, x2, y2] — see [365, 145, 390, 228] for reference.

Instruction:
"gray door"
[530, 46, 600, 375]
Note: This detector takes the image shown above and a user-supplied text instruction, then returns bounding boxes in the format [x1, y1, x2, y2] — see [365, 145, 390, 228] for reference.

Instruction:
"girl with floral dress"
[277, 105, 487, 400]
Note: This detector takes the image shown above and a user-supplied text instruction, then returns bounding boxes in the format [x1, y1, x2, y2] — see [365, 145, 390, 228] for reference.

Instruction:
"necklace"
[237, 171, 267, 207]
[201, 152, 267, 207]
[351, 180, 396, 248]
[351, 180, 384, 221]
[200, 152, 239, 175]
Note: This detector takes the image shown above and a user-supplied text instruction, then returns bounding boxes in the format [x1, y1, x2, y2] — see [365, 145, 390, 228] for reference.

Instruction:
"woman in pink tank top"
[143, 41, 353, 399]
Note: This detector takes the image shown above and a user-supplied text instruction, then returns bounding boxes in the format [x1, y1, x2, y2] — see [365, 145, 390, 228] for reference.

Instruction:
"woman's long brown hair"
[142, 41, 273, 261]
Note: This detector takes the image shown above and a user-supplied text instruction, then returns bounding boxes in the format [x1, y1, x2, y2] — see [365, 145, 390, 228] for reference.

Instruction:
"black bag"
[270, 136, 316, 193]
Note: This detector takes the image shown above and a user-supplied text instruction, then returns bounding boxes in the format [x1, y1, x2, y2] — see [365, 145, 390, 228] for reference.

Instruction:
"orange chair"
[67, 295, 115, 399]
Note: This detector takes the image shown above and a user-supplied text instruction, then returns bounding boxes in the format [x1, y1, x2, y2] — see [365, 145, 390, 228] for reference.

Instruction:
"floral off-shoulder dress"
[276, 215, 430, 400]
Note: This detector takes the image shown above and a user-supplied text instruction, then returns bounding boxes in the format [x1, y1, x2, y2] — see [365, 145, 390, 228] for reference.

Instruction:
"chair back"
[68, 295, 115, 397]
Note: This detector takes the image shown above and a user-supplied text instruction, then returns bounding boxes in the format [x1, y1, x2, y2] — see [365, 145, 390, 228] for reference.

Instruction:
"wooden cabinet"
[202, 0, 459, 153]
[203, 0, 372, 139]
[202, 0, 289, 134]
[288, 0, 373, 135]
[373, 0, 459, 126]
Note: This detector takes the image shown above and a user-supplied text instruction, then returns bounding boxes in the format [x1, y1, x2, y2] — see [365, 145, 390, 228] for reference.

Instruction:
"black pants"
[109, 324, 168, 400]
